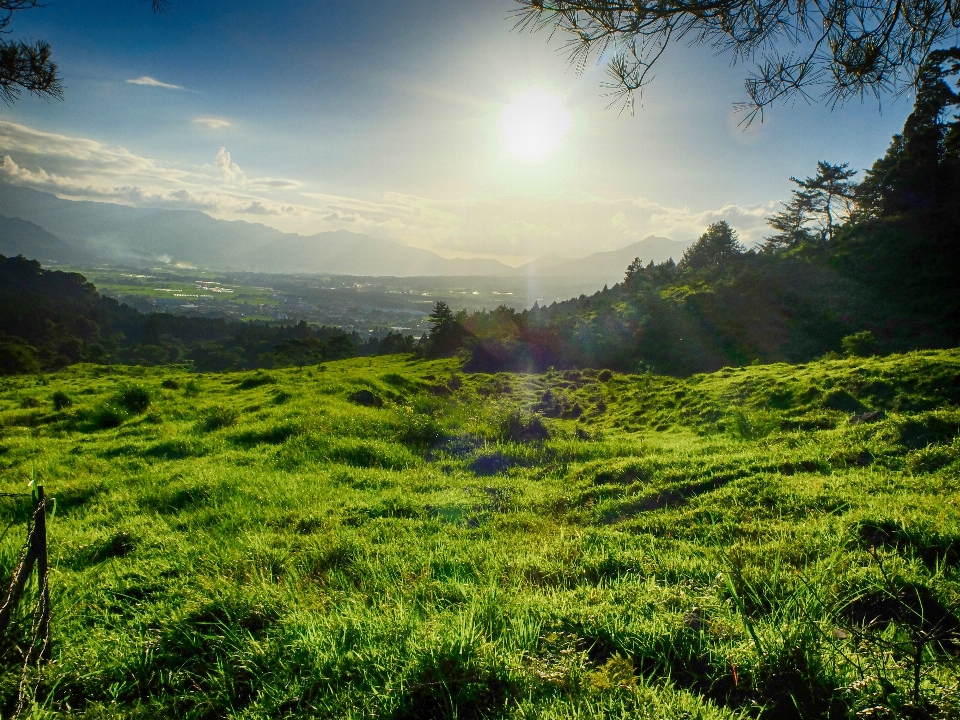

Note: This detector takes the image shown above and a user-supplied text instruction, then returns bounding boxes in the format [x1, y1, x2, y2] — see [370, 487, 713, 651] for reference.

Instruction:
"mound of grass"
[197, 406, 239, 432]
[115, 384, 151, 414]
[0, 350, 958, 718]
[51, 390, 72, 411]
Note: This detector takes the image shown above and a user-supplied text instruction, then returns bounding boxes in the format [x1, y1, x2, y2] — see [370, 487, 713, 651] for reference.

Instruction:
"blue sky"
[0, 0, 912, 263]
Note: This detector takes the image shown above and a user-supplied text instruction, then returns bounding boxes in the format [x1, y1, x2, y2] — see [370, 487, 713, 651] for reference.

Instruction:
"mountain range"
[0, 184, 691, 282]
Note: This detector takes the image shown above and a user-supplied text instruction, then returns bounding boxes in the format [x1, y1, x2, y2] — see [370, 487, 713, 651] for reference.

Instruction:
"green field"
[1, 351, 959, 718]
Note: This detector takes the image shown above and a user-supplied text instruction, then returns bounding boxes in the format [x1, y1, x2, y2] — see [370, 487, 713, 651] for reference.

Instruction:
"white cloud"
[214, 146, 244, 184]
[0, 120, 779, 259]
[0, 122, 305, 219]
[194, 117, 232, 129]
[125, 76, 186, 90]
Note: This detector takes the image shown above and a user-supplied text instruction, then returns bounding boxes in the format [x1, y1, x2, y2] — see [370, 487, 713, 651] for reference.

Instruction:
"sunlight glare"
[500, 90, 572, 160]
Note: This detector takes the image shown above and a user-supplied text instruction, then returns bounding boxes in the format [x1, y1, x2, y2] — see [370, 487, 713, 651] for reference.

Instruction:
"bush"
[238, 372, 277, 390]
[116, 385, 151, 414]
[841, 330, 880, 357]
[51, 391, 73, 411]
[92, 404, 124, 429]
[198, 406, 239, 432]
[19, 396, 42, 409]
[499, 410, 550, 443]
[0, 341, 40, 375]
[161, 379, 180, 390]
[348, 389, 383, 408]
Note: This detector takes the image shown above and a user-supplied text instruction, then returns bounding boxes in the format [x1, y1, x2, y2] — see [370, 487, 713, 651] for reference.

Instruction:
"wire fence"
[0, 486, 51, 716]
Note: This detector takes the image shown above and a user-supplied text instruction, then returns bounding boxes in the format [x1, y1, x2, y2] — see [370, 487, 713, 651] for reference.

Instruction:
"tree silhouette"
[679, 221, 744, 271]
[515, 0, 960, 122]
[425, 301, 468, 357]
[1, 0, 166, 103]
[856, 48, 960, 219]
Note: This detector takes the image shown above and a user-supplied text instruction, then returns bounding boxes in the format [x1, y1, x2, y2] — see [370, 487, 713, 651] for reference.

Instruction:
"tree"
[855, 48, 960, 219]
[274, 337, 326, 369]
[515, 0, 960, 122]
[765, 161, 857, 247]
[623, 256, 645, 287]
[425, 301, 468, 357]
[1, 0, 165, 103]
[679, 221, 744, 271]
[763, 188, 817, 251]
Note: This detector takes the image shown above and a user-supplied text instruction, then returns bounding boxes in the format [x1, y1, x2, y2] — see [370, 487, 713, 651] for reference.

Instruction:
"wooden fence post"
[0, 487, 50, 658]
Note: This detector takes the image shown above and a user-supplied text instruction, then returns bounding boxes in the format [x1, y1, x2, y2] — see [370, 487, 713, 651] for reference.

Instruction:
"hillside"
[0, 185, 518, 276]
[0, 215, 92, 265]
[0, 184, 693, 282]
[0, 350, 958, 718]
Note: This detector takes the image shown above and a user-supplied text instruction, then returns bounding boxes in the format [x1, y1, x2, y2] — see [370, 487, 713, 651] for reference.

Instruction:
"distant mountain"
[0, 184, 516, 276]
[519, 236, 692, 285]
[0, 184, 687, 281]
[0, 184, 288, 267]
[0, 215, 95, 265]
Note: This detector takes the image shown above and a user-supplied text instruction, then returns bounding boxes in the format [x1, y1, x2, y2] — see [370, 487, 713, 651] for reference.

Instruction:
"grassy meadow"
[1, 351, 959, 718]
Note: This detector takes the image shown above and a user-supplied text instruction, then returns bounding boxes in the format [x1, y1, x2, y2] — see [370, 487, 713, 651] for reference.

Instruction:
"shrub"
[51, 391, 73, 411]
[841, 330, 880, 357]
[185, 378, 202, 396]
[499, 409, 550, 443]
[19, 396, 42, 409]
[92, 404, 124, 429]
[198, 406, 239, 432]
[161, 379, 180, 390]
[238, 372, 277, 390]
[348, 389, 383, 408]
[116, 385, 151, 414]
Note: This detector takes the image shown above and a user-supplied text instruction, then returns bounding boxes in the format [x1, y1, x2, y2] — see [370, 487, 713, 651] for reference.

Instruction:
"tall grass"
[0, 350, 958, 717]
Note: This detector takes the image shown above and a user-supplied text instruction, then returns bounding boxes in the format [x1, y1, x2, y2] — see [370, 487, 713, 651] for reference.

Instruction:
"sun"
[500, 90, 572, 160]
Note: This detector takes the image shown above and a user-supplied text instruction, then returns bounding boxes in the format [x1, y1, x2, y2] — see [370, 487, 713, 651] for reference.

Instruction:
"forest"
[0, 254, 415, 375]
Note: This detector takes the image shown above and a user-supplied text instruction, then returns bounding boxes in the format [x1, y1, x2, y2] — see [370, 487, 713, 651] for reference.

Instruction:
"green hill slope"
[0, 351, 958, 718]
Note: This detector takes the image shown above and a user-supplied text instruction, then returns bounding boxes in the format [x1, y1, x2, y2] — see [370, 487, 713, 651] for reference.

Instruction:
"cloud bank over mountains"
[0, 120, 775, 261]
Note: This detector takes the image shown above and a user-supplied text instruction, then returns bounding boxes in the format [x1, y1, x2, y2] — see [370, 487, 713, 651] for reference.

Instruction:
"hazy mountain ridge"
[0, 214, 95, 265]
[517, 236, 691, 285]
[0, 184, 687, 279]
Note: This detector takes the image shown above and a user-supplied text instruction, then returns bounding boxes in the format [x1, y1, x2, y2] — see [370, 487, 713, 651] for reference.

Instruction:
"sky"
[0, 0, 913, 265]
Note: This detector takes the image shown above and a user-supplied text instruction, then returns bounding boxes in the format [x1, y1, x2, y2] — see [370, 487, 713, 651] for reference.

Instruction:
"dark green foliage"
[0, 256, 414, 376]
[348, 389, 383, 408]
[0, 340, 39, 374]
[498, 409, 550, 443]
[842, 330, 880, 357]
[197, 406, 239, 432]
[51, 390, 72, 411]
[237, 372, 277, 390]
[91, 404, 123, 428]
[115, 384, 151, 414]
[678, 220, 744, 272]
[160, 378, 179, 390]
[422, 301, 469, 358]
